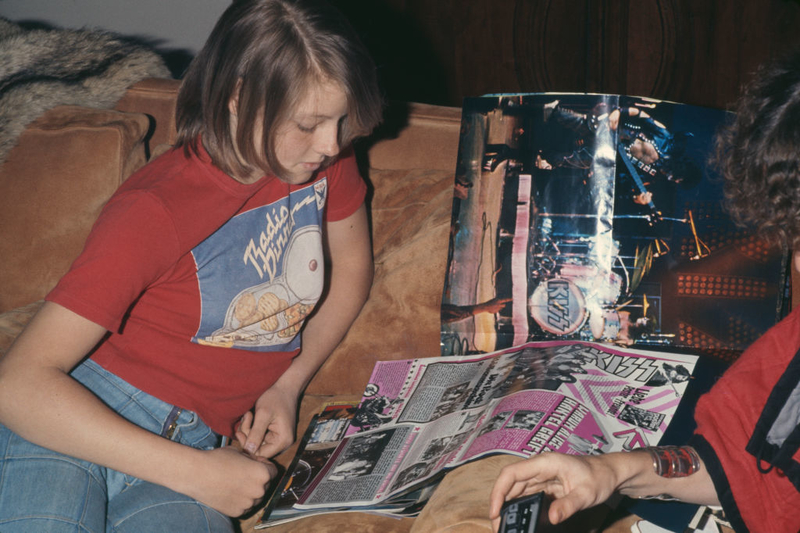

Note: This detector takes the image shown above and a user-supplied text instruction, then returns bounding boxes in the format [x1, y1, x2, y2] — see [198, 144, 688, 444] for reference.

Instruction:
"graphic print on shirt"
[191, 179, 328, 351]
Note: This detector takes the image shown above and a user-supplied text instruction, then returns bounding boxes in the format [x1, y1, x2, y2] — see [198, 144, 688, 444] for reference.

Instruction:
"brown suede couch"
[0, 78, 696, 533]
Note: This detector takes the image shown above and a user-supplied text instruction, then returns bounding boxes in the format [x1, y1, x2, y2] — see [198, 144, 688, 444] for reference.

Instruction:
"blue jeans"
[0, 359, 234, 533]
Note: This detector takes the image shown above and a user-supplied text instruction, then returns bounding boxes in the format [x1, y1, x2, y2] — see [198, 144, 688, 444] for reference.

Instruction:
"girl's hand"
[489, 453, 619, 530]
[181, 446, 277, 517]
[235, 383, 298, 459]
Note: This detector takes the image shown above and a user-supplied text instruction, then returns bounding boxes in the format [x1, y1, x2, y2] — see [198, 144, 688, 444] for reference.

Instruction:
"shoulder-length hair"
[175, 0, 383, 179]
[715, 49, 800, 248]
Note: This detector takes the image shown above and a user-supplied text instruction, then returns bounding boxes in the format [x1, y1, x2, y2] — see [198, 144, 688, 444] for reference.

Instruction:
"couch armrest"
[115, 78, 182, 153]
[0, 106, 150, 313]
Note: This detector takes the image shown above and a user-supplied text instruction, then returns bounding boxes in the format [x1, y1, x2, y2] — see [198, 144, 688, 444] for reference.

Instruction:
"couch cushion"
[367, 103, 462, 172]
[410, 455, 518, 533]
[0, 300, 43, 356]
[0, 106, 149, 313]
[411, 454, 614, 533]
[305, 167, 455, 396]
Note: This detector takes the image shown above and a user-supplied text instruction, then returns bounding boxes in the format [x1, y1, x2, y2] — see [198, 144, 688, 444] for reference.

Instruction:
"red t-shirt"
[691, 306, 800, 533]
[47, 144, 366, 436]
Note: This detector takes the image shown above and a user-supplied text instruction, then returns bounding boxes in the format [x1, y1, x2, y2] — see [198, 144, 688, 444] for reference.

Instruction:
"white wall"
[0, 0, 230, 56]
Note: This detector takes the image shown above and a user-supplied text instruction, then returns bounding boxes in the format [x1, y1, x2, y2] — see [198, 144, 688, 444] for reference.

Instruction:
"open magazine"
[440, 94, 789, 358]
[259, 341, 697, 527]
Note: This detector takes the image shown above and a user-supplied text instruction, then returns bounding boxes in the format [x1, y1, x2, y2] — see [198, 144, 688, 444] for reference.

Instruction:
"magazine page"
[440, 93, 789, 357]
[351, 341, 696, 462]
[274, 341, 695, 514]
[258, 402, 437, 528]
[259, 404, 358, 526]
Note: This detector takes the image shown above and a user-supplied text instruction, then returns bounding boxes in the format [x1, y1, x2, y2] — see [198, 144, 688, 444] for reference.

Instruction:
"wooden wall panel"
[334, 0, 800, 110]
[513, 0, 592, 92]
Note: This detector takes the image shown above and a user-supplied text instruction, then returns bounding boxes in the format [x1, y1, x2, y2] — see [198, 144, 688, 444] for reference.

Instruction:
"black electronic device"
[498, 491, 550, 533]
